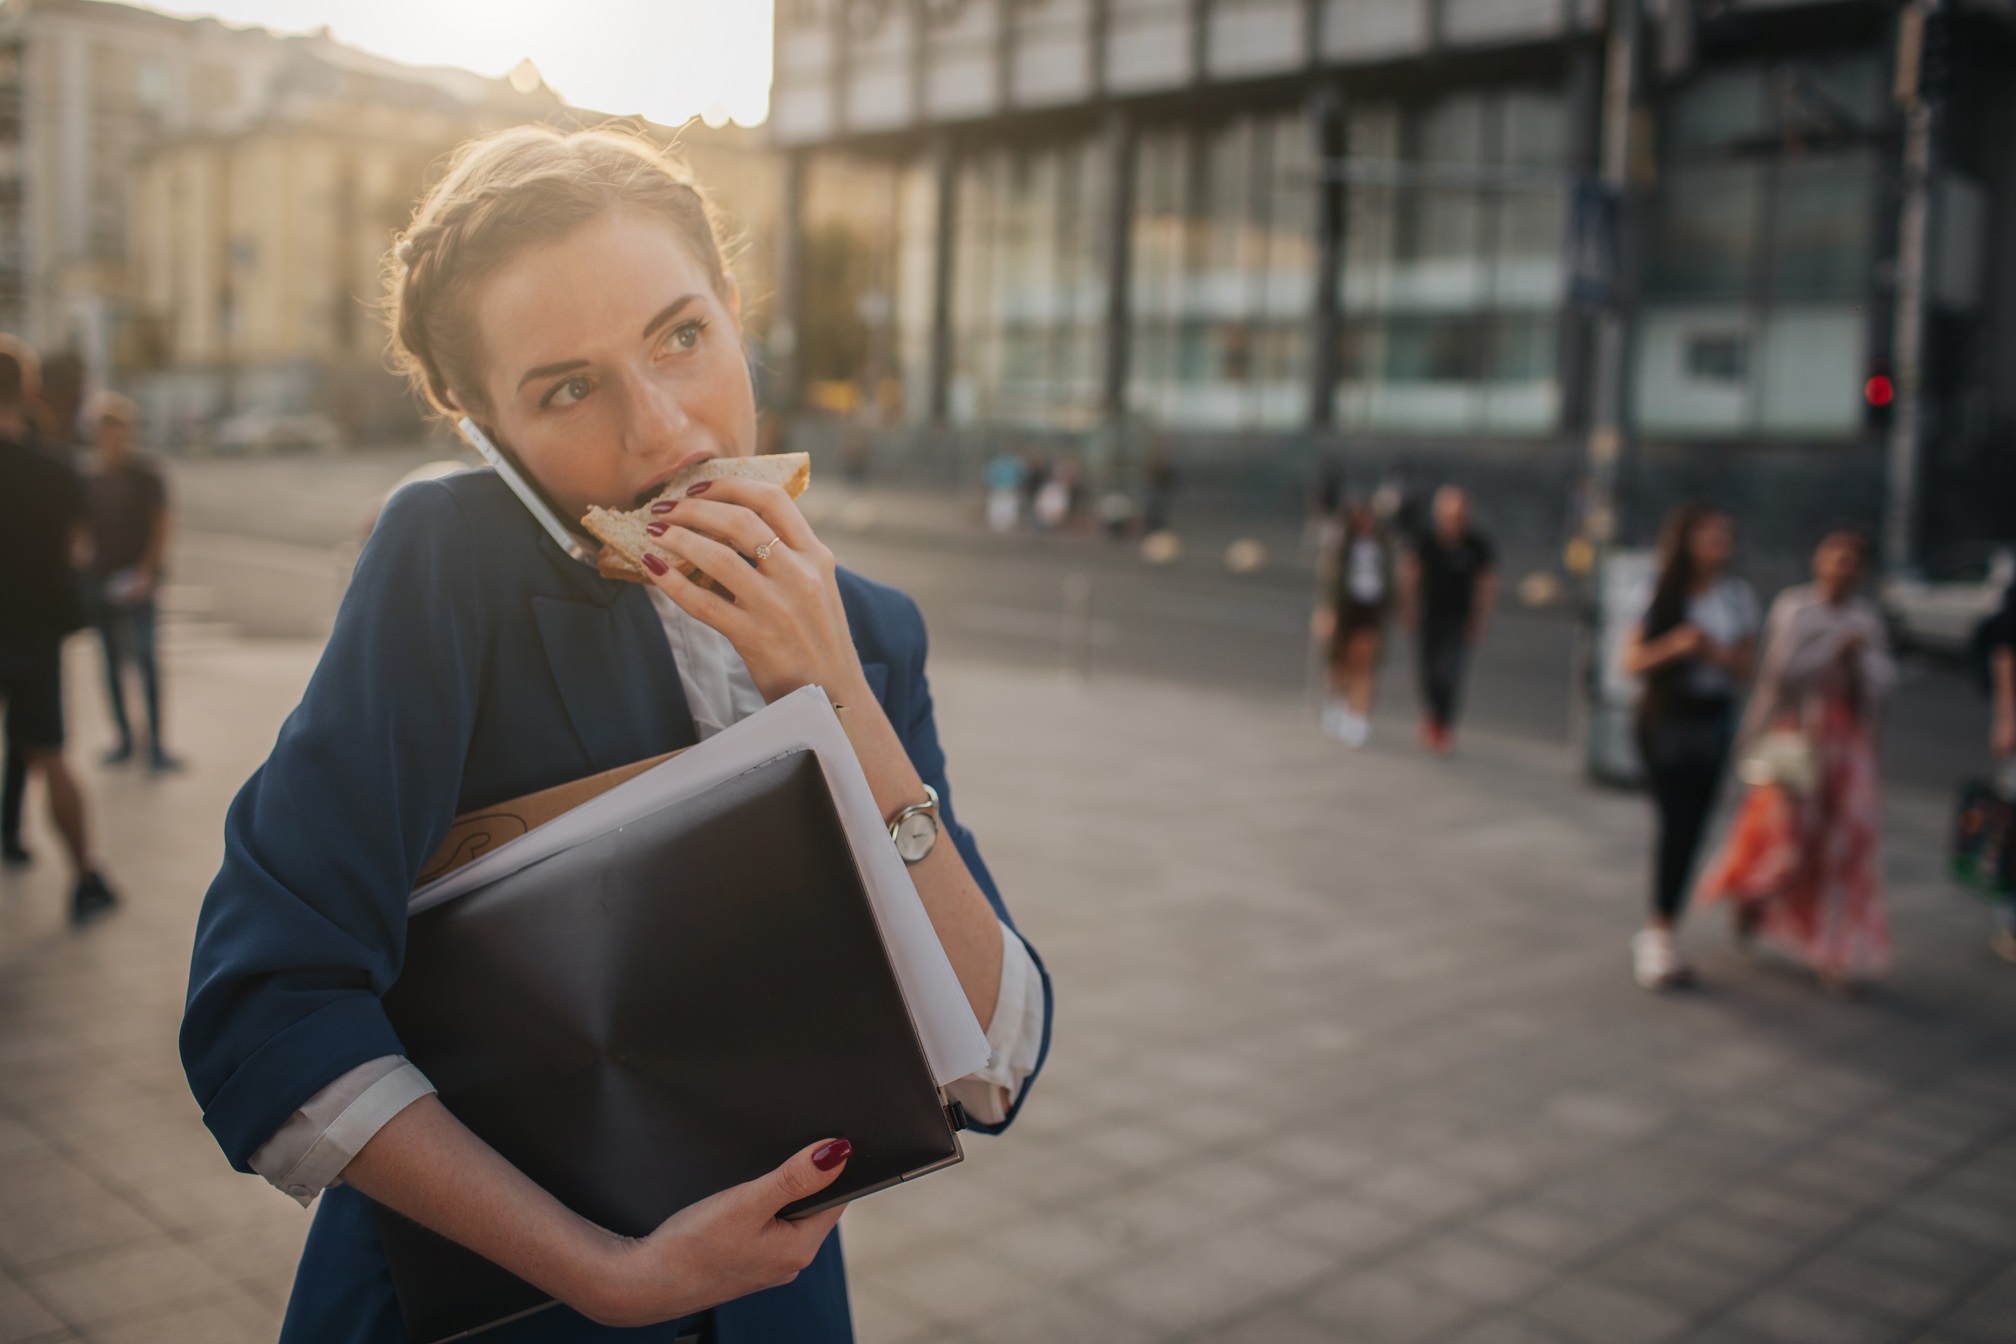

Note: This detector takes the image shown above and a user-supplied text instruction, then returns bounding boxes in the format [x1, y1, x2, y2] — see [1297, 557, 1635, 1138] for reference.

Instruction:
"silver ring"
[753, 536, 782, 564]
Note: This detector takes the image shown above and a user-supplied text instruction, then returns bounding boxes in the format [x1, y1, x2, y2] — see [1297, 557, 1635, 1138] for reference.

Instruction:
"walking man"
[0, 348, 118, 919]
[86, 393, 180, 771]
[1401, 485, 1497, 755]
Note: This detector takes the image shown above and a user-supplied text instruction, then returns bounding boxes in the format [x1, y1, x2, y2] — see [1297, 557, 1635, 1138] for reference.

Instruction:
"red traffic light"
[1864, 374, 1895, 407]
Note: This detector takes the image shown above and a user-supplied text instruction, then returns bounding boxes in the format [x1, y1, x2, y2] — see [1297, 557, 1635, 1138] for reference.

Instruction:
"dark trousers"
[1418, 620, 1471, 730]
[1, 740, 24, 845]
[1639, 699, 1735, 924]
[97, 596, 162, 752]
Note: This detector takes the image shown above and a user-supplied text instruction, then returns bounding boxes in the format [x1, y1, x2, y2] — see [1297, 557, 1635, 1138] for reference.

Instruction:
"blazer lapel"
[531, 541, 697, 771]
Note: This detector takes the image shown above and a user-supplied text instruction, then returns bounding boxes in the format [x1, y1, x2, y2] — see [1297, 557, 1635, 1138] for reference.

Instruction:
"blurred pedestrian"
[984, 449, 1024, 534]
[1983, 576, 2016, 964]
[1143, 443, 1178, 535]
[86, 392, 180, 772]
[0, 347, 118, 919]
[1698, 528, 1895, 993]
[1400, 486, 1496, 755]
[1034, 459, 1073, 533]
[32, 349, 87, 461]
[1622, 503, 1758, 989]
[1315, 502, 1396, 748]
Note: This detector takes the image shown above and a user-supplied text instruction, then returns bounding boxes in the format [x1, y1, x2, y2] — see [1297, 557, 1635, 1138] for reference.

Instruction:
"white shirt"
[250, 586, 1045, 1204]
[1677, 576, 1761, 698]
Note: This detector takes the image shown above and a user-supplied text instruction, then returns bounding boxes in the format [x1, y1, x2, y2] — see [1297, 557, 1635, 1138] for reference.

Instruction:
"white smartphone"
[456, 416, 600, 567]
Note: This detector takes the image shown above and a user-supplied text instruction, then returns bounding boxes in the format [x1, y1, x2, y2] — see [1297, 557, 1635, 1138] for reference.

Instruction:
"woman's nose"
[619, 370, 693, 454]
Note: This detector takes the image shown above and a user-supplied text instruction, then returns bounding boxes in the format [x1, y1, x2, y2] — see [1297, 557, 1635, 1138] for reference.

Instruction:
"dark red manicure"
[685, 480, 713, 496]
[811, 1139, 852, 1171]
[641, 553, 669, 576]
[646, 521, 669, 537]
[650, 500, 679, 515]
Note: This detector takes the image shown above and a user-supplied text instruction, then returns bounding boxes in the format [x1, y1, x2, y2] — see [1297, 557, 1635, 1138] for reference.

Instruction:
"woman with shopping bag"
[1697, 528, 1897, 993]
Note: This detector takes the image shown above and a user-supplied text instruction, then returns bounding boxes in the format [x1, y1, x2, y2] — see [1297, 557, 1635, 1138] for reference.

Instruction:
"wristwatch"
[889, 783, 940, 865]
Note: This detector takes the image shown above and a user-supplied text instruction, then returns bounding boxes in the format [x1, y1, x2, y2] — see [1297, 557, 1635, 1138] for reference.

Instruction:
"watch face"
[895, 811, 939, 863]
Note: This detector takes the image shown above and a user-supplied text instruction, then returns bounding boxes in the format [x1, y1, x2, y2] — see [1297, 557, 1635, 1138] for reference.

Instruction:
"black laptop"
[376, 749, 964, 1342]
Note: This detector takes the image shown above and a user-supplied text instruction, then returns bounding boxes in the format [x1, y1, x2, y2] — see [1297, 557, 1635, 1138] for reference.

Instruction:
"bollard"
[1060, 572, 1093, 683]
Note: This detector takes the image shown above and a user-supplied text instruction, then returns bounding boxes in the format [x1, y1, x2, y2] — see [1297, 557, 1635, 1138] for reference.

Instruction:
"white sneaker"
[1340, 711, 1370, 748]
[1320, 701, 1349, 741]
[1632, 929, 1691, 990]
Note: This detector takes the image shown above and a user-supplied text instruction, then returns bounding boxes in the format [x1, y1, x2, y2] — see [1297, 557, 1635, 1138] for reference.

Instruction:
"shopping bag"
[1950, 779, 2016, 896]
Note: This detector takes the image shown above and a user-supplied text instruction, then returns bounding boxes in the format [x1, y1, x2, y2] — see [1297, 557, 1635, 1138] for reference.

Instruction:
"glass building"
[769, 0, 2016, 559]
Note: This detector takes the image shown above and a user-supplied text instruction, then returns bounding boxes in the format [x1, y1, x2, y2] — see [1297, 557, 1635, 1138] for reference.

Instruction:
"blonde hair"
[385, 124, 734, 419]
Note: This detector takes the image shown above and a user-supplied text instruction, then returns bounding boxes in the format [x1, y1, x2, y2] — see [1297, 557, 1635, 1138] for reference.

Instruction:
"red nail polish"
[646, 521, 669, 536]
[811, 1139, 852, 1171]
[685, 480, 713, 496]
[650, 500, 679, 515]
[641, 553, 669, 576]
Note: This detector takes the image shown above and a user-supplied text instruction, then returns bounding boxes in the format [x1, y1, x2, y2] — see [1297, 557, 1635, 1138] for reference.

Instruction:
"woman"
[1316, 502, 1394, 748]
[178, 127, 1051, 1343]
[1622, 504, 1757, 989]
[1697, 528, 1896, 992]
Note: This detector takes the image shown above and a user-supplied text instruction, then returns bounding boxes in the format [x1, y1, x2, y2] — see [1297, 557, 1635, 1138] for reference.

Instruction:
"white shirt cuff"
[248, 1056, 437, 1207]
[943, 922, 1044, 1127]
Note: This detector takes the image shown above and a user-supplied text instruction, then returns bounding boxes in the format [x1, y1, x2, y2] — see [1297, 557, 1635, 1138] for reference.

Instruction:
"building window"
[1334, 87, 1569, 436]
[950, 136, 1109, 429]
[1632, 53, 1884, 439]
[1127, 111, 1314, 432]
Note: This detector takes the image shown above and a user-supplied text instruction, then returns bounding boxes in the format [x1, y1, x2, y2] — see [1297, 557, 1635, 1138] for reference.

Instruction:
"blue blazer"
[180, 469, 1051, 1344]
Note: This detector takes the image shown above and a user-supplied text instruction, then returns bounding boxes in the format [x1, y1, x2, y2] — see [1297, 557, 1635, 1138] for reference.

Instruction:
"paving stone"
[1522, 1276, 1696, 1344]
[1725, 1288, 1908, 1344]
[0, 1274, 64, 1344]
[1300, 1268, 1477, 1344]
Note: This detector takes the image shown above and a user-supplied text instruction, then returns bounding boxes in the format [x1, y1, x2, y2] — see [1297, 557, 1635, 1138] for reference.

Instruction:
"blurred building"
[768, 0, 2016, 564]
[0, 0, 782, 449]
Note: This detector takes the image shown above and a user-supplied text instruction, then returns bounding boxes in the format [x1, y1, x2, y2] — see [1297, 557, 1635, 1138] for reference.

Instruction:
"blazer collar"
[532, 582, 698, 773]
[536, 532, 630, 608]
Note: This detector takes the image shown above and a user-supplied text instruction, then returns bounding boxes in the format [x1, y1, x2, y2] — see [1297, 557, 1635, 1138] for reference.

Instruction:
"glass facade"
[1633, 54, 1884, 439]
[1334, 88, 1569, 436]
[1127, 112, 1315, 432]
[946, 137, 1110, 429]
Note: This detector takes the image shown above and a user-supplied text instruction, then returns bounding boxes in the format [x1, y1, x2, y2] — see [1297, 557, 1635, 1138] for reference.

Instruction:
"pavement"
[2, 594, 2015, 1342]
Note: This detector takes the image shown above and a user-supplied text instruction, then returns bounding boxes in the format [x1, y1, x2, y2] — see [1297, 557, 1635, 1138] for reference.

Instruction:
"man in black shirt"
[1401, 486, 1497, 755]
[87, 393, 179, 771]
[0, 349, 117, 919]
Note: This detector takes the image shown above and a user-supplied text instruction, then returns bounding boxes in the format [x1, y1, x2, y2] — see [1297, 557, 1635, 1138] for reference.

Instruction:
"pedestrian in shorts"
[0, 347, 118, 920]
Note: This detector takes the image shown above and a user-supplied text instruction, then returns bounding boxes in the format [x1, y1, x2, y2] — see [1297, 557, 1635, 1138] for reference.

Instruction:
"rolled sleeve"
[180, 480, 485, 1171]
[250, 1056, 437, 1207]
[945, 922, 1046, 1127]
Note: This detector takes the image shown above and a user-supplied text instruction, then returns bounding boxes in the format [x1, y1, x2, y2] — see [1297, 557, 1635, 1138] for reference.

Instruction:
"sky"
[138, 0, 775, 127]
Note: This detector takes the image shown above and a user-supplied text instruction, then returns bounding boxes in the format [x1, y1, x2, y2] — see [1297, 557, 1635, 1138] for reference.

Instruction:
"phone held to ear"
[457, 417, 600, 567]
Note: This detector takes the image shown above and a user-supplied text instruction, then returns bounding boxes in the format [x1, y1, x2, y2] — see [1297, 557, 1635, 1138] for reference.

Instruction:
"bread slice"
[581, 453, 810, 584]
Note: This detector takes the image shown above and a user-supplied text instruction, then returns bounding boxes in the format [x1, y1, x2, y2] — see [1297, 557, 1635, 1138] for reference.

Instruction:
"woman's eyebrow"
[517, 358, 588, 391]
[641, 294, 701, 341]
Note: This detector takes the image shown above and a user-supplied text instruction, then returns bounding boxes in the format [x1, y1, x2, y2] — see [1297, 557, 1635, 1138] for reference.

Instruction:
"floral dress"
[1696, 586, 1896, 978]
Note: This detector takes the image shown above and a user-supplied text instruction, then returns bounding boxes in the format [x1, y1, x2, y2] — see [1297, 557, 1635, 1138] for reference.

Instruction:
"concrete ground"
[2, 599, 2013, 1343]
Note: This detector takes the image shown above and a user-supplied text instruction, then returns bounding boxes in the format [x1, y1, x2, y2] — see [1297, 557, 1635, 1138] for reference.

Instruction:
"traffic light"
[1864, 357, 1895, 432]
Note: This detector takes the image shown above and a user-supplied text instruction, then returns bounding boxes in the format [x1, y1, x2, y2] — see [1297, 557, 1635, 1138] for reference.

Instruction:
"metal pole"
[1100, 107, 1135, 429]
[927, 132, 957, 427]
[1885, 0, 1942, 573]
[1307, 82, 1345, 433]
[1584, 0, 1639, 552]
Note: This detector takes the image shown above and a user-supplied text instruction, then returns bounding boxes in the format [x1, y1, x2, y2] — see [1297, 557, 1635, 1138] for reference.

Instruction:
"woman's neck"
[1688, 567, 1723, 596]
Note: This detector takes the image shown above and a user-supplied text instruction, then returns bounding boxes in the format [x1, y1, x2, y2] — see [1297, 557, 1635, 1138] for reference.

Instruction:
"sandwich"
[582, 453, 811, 585]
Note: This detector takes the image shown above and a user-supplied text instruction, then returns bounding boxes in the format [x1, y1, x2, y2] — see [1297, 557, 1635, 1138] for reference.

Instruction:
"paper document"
[410, 686, 991, 1086]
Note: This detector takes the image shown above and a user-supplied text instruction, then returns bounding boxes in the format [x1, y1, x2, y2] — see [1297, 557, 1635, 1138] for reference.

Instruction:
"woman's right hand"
[579, 1139, 852, 1327]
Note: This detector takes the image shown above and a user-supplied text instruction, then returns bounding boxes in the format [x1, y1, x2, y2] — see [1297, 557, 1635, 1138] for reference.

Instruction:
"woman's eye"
[663, 320, 708, 354]
[546, 374, 592, 408]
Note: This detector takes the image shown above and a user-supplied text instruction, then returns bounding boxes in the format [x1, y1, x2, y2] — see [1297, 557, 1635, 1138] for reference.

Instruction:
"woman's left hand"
[637, 478, 869, 705]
